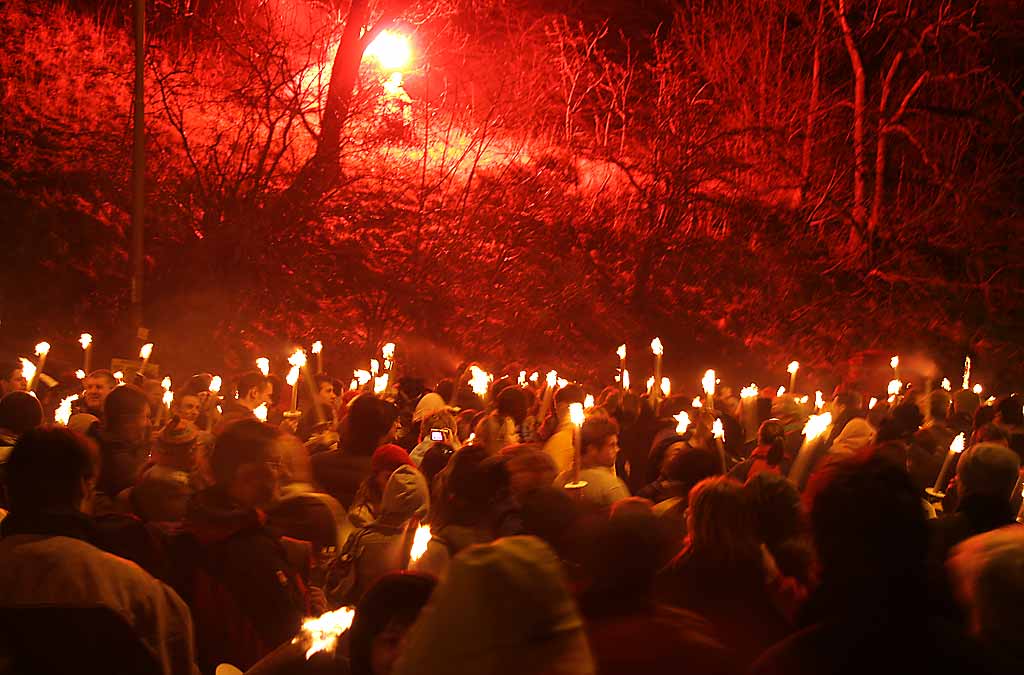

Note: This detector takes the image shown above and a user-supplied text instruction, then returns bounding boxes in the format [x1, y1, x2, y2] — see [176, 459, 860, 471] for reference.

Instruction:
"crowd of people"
[0, 354, 1022, 674]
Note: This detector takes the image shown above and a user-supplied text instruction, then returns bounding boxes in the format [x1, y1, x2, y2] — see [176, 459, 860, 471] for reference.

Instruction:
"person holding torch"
[556, 416, 629, 509]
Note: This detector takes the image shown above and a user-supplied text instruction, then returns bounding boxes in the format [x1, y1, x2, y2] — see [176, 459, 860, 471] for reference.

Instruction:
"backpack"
[322, 527, 373, 606]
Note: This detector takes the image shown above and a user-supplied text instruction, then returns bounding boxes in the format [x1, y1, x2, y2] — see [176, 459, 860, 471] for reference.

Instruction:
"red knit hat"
[371, 443, 414, 474]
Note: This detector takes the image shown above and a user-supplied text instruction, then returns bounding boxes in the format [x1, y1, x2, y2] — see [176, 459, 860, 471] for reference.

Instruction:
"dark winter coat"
[312, 450, 372, 509]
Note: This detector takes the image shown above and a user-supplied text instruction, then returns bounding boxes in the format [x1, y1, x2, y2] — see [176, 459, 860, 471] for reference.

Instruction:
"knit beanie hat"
[957, 442, 1020, 500]
[371, 443, 414, 474]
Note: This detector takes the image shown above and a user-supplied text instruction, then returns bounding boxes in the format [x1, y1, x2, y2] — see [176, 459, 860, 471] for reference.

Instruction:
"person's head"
[234, 371, 270, 410]
[0, 362, 28, 397]
[927, 390, 952, 423]
[103, 384, 151, 440]
[495, 386, 529, 424]
[830, 389, 863, 419]
[955, 442, 1020, 502]
[757, 418, 787, 465]
[810, 455, 927, 590]
[743, 471, 806, 548]
[501, 444, 558, 497]
[663, 444, 721, 491]
[5, 426, 99, 514]
[580, 416, 620, 469]
[948, 526, 1024, 652]
[953, 389, 981, 417]
[419, 409, 457, 444]
[440, 444, 504, 525]
[210, 419, 284, 508]
[685, 477, 760, 565]
[0, 391, 44, 435]
[349, 573, 437, 675]
[971, 423, 1009, 447]
[996, 395, 1024, 427]
[173, 392, 202, 423]
[83, 369, 116, 413]
[554, 384, 585, 415]
[314, 374, 337, 409]
[371, 444, 414, 493]
[155, 416, 199, 471]
[344, 395, 400, 456]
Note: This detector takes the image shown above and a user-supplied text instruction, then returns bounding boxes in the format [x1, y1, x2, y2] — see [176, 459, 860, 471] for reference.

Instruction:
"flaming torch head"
[868, 397, 878, 409]
[584, 394, 595, 409]
[286, 366, 300, 388]
[712, 418, 725, 440]
[18, 358, 36, 385]
[409, 524, 432, 563]
[622, 369, 630, 390]
[354, 369, 372, 386]
[650, 337, 664, 356]
[161, 376, 171, 391]
[787, 361, 799, 374]
[311, 341, 323, 355]
[75, 369, 86, 380]
[294, 607, 356, 660]
[34, 342, 51, 357]
[381, 342, 395, 360]
[546, 371, 557, 388]
[616, 344, 627, 360]
[950, 433, 965, 455]
[518, 371, 526, 386]
[113, 371, 124, 384]
[887, 379, 902, 397]
[941, 378, 951, 391]
[815, 390, 824, 411]
[468, 366, 492, 397]
[256, 357, 270, 377]
[529, 372, 539, 383]
[891, 355, 899, 369]
[972, 384, 983, 395]
[288, 349, 308, 369]
[802, 412, 833, 442]
[569, 402, 585, 427]
[139, 343, 153, 360]
[556, 377, 569, 390]
[660, 377, 671, 397]
[374, 374, 390, 395]
[702, 369, 716, 397]
[162, 390, 173, 408]
[79, 333, 92, 350]
[646, 376, 655, 394]
[962, 356, 972, 390]
[210, 376, 222, 393]
[691, 396, 703, 409]
[674, 411, 691, 434]
[740, 384, 759, 399]
[776, 386, 786, 397]
[370, 359, 380, 376]
[55, 394, 79, 426]
[254, 403, 269, 422]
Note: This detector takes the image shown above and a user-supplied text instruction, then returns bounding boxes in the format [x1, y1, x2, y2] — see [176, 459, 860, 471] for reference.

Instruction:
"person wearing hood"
[729, 419, 789, 483]
[393, 536, 595, 675]
[348, 444, 416, 529]
[174, 419, 311, 673]
[329, 464, 430, 606]
[474, 384, 528, 456]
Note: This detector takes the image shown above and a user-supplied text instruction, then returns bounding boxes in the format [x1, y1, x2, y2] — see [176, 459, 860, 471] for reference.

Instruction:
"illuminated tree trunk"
[835, 0, 867, 250]
[799, 0, 825, 204]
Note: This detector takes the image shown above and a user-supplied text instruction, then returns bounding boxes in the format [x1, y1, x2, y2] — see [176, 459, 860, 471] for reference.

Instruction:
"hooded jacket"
[174, 487, 309, 673]
[393, 536, 595, 675]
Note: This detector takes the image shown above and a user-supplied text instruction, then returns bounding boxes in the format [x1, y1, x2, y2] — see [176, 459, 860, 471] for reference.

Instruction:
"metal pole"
[131, 0, 146, 335]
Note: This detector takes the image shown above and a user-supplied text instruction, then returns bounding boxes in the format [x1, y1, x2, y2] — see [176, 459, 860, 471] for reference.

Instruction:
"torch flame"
[776, 386, 787, 397]
[712, 418, 725, 441]
[740, 384, 759, 399]
[568, 402, 585, 427]
[962, 356, 971, 390]
[529, 372, 539, 383]
[674, 411, 691, 434]
[18, 358, 36, 385]
[34, 342, 50, 357]
[622, 369, 630, 390]
[311, 341, 323, 355]
[890, 355, 899, 369]
[161, 376, 171, 391]
[288, 349, 308, 369]
[254, 402, 269, 422]
[646, 376, 655, 394]
[972, 384, 982, 395]
[113, 371, 124, 384]
[815, 390, 824, 411]
[802, 412, 833, 442]
[374, 374, 389, 395]
[295, 607, 356, 660]
[210, 375, 222, 393]
[409, 524, 432, 563]
[650, 337, 664, 356]
[256, 357, 270, 377]
[354, 369, 372, 386]
[584, 394, 595, 409]
[286, 366, 300, 387]
[556, 377, 569, 390]
[660, 377, 671, 397]
[518, 371, 527, 386]
[381, 342, 395, 360]
[787, 361, 799, 374]
[139, 343, 153, 360]
[800, 395, 809, 404]
[79, 333, 92, 349]
[941, 378, 951, 391]
[691, 396, 703, 408]
[868, 397, 878, 409]
[701, 369, 716, 398]
[370, 359, 380, 376]
[950, 433, 966, 455]
[55, 394, 79, 426]
[468, 366, 492, 397]
[162, 390, 173, 408]
[546, 371, 557, 388]
[887, 379, 902, 397]
[349, 379, 358, 390]
[75, 369, 86, 380]
[616, 344, 626, 360]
